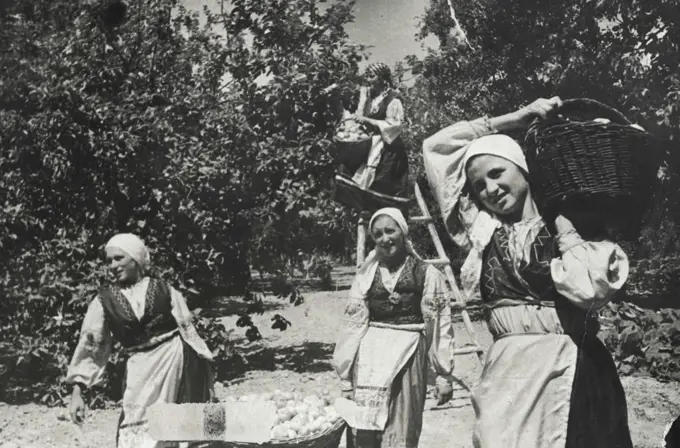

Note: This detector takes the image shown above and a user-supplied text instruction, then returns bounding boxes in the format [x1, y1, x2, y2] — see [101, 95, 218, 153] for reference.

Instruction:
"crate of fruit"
[332, 119, 373, 173]
[148, 390, 347, 448]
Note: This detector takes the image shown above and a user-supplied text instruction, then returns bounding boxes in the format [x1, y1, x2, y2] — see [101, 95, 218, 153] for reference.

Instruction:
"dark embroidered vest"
[367, 257, 428, 325]
[480, 225, 558, 306]
[367, 90, 400, 121]
[480, 225, 600, 337]
[99, 278, 179, 348]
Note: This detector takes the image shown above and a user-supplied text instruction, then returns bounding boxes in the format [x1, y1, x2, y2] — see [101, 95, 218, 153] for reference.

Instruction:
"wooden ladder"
[356, 183, 484, 363]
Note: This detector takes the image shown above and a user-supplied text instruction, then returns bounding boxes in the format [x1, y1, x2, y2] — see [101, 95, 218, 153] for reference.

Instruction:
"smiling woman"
[423, 98, 633, 448]
[332, 208, 455, 448]
[65, 233, 215, 448]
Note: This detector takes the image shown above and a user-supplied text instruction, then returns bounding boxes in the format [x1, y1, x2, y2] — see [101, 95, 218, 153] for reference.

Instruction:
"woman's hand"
[555, 214, 577, 235]
[348, 115, 367, 124]
[485, 97, 563, 133]
[69, 385, 87, 424]
[515, 97, 563, 127]
[555, 214, 585, 254]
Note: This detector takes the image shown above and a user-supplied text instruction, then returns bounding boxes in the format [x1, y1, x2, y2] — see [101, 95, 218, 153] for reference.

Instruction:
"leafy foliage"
[405, 0, 680, 257]
[0, 0, 365, 405]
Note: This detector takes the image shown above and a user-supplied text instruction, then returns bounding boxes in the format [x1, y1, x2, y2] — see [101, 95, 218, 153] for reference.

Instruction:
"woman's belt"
[369, 321, 425, 332]
[123, 329, 180, 354]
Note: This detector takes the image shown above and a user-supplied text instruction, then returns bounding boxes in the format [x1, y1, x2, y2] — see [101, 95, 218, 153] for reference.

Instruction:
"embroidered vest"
[480, 225, 600, 336]
[366, 257, 428, 325]
[99, 278, 179, 348]
[367, 90, 400, 121]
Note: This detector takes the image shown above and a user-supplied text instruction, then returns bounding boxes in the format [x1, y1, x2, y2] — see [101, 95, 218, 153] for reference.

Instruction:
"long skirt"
[471, 305, 632, 448]
[347, 136, 408, 199]
[347, 333, 428, 448]
[116, 334, 213, 448]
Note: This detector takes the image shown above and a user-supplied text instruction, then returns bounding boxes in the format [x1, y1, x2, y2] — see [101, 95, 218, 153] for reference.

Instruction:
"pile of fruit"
[335, 119, 370, 142]
[225, 390, 342, 442]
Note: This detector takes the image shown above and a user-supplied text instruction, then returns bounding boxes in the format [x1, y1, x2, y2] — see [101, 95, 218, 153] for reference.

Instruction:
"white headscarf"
[368, 207, 409, 236]
[352, 208, 421, 299]
[463, 134, 529, 174]
[105, 233, 151, 273]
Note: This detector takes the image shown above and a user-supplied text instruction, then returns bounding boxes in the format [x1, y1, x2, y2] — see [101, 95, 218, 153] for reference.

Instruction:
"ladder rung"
[408, 216, 432, 223]
[423, 258, 450, 265]
[454, 345, 484, 355]
[449, 302, 467, 310]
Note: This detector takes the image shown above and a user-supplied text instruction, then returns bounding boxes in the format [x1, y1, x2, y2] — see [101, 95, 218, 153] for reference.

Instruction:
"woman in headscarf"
[65, 233, 214, 448]
[338, 62, 409, 200]
[422, 98, 633, 448]
[332, 208, 455, 448]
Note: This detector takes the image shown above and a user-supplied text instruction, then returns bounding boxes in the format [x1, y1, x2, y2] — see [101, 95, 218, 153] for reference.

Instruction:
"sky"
[182, 0, 440, 70]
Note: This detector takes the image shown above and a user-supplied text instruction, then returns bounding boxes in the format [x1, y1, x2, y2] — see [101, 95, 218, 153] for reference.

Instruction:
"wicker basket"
[523, 98, 661, 235]
[332, 134, 372, 174]
[210, 418, 346, 448]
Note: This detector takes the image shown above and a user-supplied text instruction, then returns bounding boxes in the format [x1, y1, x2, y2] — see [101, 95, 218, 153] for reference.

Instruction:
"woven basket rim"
[554, 98, 632, 125]
[223, 418, 346, 447]
[270, 418, 346, 445]
[333, 135, 372, 144]
[526, 122, 649, 143]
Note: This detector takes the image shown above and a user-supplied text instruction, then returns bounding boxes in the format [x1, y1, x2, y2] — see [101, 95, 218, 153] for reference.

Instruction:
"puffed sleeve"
[169, 287, 214, 361]
[550, 221, 630, 311]
[421, 265, 455, 386]
[64, 297, 112, 388]
[331, 294, 370, 391]
[422, 118, 497, 248]
[375, 98, 404, 145]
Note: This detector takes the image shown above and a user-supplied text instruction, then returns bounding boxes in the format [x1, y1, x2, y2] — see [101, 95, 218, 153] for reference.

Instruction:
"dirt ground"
[2, 280, 680, 447]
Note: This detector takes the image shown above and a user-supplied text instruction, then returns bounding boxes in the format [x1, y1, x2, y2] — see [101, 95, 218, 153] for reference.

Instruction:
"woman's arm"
[331, 295, 370, 392]
[421, 266, 455, 381]
[353, 97, 404, 145]
[421, 265, 455, 405]
[550, 216, 630, 311]
[169, 287, 214, 361]
[65, 297, 113, 388]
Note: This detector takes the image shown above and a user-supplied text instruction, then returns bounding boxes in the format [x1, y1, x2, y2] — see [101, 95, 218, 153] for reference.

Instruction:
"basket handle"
[556, 98, 632, 125]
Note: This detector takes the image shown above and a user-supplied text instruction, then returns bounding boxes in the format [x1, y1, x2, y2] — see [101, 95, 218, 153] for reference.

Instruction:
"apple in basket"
[336, 119, 370, 142]
[252, 389, 342, 441]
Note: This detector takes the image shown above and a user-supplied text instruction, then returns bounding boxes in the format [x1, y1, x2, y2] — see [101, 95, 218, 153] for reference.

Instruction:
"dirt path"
[2, 289, 679, 447]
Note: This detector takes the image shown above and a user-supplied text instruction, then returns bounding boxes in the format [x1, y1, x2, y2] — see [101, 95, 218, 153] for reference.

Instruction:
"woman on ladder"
[332, 207, 455, 448]
[335, 63, 410, 209]
[422, 97, 633, 448]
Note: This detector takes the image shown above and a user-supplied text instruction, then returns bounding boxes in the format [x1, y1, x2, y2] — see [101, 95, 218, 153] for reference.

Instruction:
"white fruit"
[295, 403, 309, 414]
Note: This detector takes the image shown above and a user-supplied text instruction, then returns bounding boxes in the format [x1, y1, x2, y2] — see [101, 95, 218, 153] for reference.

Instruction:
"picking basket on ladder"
[331, 120, 373, 174]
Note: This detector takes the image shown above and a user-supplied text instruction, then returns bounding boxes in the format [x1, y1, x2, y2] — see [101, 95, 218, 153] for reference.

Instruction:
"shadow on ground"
[197, 296, 287, 318]
[215, 341, 335, 382]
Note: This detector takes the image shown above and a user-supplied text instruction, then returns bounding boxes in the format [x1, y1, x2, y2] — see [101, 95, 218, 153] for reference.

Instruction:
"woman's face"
[365, 72, 384, 94]
[371, 215, 407, 264]
[105, 247, 141, 285]
[466, 155, 530, 219]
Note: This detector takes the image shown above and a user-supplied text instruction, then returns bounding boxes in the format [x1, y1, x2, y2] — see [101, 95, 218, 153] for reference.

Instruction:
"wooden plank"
[454, 345, 485, 355]
[423, 258, 451, 266]
[357, 216, 366, 269]
[413, 183, 484, 363]
[408, 216, 432, 223]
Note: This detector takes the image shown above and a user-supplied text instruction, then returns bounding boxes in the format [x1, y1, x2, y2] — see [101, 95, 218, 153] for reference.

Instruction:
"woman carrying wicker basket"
[332, 207, 455, 448]
[337, 62, 409, 201]
[422, 97, 633, 448]
[65, 233, 214, 448]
